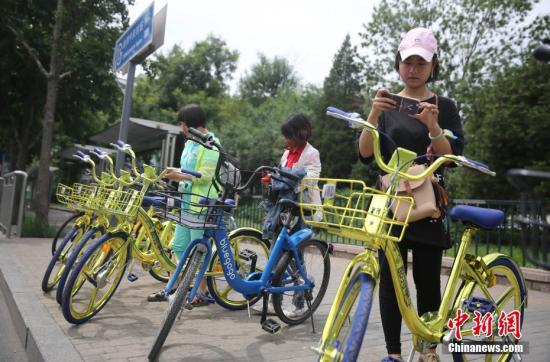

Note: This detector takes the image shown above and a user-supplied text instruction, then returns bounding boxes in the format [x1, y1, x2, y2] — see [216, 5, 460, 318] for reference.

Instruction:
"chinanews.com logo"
[444, 308, 528, 355]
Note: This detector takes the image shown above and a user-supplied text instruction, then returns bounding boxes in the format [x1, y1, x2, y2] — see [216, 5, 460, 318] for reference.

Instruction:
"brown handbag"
[380, 164, 445, 222]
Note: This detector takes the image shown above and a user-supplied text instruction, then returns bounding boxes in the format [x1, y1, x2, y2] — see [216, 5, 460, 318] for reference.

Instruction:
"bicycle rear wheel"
[148, 245, 205, 361]
[272, 238, 330, 325]
[452, 255, 527, 362]
[207, 228, 270, 310]
[61, 232, 130, 324]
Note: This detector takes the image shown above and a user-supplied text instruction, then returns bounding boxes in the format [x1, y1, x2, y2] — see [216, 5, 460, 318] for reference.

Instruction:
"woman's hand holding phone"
[412, 102, 439, 131]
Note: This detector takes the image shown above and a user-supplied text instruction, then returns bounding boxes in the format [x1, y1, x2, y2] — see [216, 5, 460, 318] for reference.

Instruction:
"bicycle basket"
[219, 160, 241, 189]
[94, 186, 144, 218]
[56, 183, 99, 211]
[152, 190, 235, 229]
[299, 178, 414, 243]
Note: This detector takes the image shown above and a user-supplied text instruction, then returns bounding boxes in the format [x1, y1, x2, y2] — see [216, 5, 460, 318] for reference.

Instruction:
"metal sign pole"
[115, 61, 136, 174]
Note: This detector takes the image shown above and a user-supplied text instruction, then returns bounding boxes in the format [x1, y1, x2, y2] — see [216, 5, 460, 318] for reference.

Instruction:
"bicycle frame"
[163, 221, 314, 301]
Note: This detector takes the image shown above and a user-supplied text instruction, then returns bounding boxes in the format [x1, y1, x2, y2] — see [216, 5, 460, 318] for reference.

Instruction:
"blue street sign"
[113, 2, 154, 72]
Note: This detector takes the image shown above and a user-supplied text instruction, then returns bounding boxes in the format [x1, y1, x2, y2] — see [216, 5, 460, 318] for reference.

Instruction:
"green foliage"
[238, 54, 299, 106]
[135, 36, 239, 123]
[214, 88, 318, 171]
[311, 35, 365, 178]
[456, 54, 550, 199]
[0, 0, 130, 170]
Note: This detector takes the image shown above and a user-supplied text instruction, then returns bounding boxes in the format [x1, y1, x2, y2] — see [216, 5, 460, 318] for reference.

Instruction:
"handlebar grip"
[180, 168, 202, 178]
[278, 169, 300, 181]
[534, 44, 550, 63]
[76, 150, 87, 158]
[93, 148, 105, 155]
[188, 127, 212, 142]
[116, 140, 126, 147]
[463, 157, 489, 170]
[326, 106, 350, 117]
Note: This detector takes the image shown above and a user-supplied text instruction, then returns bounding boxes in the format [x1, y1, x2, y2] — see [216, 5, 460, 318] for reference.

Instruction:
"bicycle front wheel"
[206, 228, 270, 310]
[51, 212, 84, 255]
[148, 246, 204, 361]
[272, 238, 330, 325]
[452, 255, 527, 362]
[61, 232, 130, 324]
[320, 272, 375, 362]
[41, 224, 85, 293]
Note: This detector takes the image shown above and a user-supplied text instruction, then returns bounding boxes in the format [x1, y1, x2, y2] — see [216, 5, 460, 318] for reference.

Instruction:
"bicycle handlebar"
[109, 140, 139, 177]
[534, 41, 550, 63]
[326, 106, 496, 179]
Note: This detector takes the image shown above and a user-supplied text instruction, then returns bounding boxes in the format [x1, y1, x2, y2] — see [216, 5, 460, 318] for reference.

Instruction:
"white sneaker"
[283, 306, 306, 318]
[251, 301, 276, 315]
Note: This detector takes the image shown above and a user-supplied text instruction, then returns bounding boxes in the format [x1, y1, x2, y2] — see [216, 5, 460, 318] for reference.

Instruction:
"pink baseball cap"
[398, 27, 437, 62]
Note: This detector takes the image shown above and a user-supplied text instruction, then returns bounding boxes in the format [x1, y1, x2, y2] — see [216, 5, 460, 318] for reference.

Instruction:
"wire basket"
[299, 178, 415, 243]
[93, 186, 145, 218]
[56, 183, 100, 211]
[152, 190, 235, 229]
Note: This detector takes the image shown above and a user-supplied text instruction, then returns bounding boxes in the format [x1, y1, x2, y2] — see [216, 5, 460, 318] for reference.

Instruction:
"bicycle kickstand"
[306, 292, 316, 334]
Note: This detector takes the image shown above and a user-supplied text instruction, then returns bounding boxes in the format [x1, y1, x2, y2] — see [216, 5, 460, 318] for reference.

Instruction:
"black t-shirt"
[359, 95, 464, 248]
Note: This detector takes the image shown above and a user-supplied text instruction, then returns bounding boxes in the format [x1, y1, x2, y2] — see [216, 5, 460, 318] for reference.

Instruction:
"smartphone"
[384, 92, 420, 114]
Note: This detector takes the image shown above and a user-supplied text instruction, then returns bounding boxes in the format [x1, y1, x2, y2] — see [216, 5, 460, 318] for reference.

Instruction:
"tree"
[3, 0, 131, 223]
[133, 37, 239, 125]
[238, 54, 299, 106]
[311, 35, 365, 179]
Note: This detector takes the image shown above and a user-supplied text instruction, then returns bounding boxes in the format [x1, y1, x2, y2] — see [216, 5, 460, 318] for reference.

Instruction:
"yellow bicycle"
[303, 107, 527, 362]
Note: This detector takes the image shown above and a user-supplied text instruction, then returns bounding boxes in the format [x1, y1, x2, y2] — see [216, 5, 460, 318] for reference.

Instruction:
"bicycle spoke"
[494, 286, 514, 307]
[218, 285, 233, 299]
[85, 287, 99, 313]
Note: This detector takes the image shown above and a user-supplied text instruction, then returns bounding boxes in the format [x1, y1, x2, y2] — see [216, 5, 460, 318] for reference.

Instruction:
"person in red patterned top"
[280, 113, 322, 209]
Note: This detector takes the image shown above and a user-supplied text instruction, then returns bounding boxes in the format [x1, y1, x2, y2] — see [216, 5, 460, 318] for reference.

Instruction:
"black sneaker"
[147, 290, 167, 302]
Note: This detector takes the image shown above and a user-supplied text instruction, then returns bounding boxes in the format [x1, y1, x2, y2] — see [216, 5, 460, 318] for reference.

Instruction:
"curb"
[0, 244, 83, 362]
[332, 244, 550, 292]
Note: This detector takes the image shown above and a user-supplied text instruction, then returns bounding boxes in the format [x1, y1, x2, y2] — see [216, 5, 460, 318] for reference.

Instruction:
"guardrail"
[0, 171, 28, 238]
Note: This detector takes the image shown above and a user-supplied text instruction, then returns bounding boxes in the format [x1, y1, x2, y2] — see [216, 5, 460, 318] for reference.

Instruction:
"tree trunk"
[34, 0, 64, 225]
[35, 77, 60, 223]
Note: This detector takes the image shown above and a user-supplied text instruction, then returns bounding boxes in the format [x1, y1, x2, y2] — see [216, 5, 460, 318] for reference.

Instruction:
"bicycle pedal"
[463, 296, 495, 315]
[238, 249, 257, 261]
[127, 273, 139, 282]
[261, 318, 281, 334]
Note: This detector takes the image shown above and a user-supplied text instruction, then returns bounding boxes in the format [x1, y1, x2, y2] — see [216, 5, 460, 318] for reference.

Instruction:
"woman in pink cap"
[358, 28, 464, 362]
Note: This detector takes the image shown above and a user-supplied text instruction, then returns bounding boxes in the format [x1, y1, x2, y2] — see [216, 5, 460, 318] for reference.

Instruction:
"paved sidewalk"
[1, 236, 549, 362]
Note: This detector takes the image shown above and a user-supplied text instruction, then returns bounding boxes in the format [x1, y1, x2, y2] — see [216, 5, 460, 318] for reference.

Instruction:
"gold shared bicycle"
[302, 107, 527, 362]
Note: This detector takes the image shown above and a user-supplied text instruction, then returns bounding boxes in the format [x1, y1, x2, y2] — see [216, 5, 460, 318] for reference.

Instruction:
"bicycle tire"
[452, 255, 527, 362]
[206, 228, 270, 310]
[41, 224, 83, 292]
[272, 238, 330, 325]
[51, 212, 84, 255]
[55, 227, 103, 304]
[148, 246, 204, 361]
[61, 232, 130, 324]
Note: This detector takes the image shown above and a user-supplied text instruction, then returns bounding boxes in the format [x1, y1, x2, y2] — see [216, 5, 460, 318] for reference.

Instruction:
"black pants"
[378, 240, 443, 355]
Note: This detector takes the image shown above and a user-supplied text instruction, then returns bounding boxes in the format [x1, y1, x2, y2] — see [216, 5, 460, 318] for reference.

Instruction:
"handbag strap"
[426, 94, 439, 163]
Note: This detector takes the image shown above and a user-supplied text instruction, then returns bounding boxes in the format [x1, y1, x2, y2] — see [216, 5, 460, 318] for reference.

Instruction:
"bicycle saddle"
[450, 205, 504, 229]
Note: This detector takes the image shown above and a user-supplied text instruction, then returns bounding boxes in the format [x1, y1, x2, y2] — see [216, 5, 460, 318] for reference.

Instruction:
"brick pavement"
[1, 237, 549, 362]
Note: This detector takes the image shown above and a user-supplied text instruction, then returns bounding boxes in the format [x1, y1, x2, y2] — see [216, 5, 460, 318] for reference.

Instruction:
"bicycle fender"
[288, 228, 313, 248]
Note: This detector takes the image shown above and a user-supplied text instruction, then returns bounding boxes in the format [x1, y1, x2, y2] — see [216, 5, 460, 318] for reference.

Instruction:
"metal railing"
[232, 197, 543, 268]
[0, 171, 28, 238]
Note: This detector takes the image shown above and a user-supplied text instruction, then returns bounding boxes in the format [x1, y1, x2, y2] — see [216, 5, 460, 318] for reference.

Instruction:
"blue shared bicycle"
[148, 128, 331, 361]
